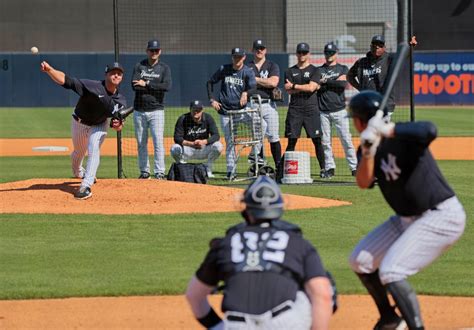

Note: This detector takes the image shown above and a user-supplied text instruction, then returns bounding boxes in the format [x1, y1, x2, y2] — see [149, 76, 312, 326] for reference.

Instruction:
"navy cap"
[296, 42, 310, 52]
[189, 100, 204, 111]
[324, 42, 339, 54]
[147, 39, 161, 50]
[371, 35, 385, 45]
[253, 39, 266, 49]
[231, 47, 246, 56]
[105, 62, 124, 74]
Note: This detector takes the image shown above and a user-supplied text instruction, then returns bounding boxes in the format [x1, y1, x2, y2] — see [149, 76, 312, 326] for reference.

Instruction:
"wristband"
[197, 307, 222, 328]
[292, 83, 296, 89]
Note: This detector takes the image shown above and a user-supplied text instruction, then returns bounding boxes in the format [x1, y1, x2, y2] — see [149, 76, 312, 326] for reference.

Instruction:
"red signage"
[285, 160, 298, 174]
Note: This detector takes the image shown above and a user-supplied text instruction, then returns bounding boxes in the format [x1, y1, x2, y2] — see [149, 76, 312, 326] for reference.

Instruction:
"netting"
[115, 0, 411, 183]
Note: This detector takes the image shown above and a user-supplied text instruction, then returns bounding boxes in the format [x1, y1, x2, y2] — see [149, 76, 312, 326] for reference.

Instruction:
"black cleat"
[154, 173, 166, 180]
[74, 186, 92, 200]
[138, 172, 151, 179]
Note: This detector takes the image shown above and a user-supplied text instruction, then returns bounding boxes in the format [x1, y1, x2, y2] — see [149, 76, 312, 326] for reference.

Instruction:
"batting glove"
[368, 115, 395, 137]
[360, 126, 381, 158]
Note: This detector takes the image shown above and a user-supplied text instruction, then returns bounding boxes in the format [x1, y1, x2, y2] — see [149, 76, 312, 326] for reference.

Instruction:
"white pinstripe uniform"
[349, 121, 466, 284]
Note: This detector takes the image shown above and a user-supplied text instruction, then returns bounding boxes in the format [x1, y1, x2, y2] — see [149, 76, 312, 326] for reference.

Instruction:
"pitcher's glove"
[271, 87, 284, 101]
[110, 107, 134, 128]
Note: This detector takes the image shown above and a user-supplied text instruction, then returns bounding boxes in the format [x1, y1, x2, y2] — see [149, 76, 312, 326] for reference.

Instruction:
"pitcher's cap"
[105, 62, 124, 73]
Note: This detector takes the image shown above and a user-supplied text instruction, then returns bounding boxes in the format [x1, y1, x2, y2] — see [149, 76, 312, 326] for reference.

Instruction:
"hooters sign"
[285, 160, 298, 174]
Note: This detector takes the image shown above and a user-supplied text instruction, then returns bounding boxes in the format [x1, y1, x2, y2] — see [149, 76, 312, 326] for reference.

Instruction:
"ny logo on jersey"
[380, 153, 401, 181]
[304, 72, 310, 78]
[259, 70, 269, 79]
[112, 103, 123, 115]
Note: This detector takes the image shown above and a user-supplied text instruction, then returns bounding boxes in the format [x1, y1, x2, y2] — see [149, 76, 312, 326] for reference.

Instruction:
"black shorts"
[284, 106, 322, 138]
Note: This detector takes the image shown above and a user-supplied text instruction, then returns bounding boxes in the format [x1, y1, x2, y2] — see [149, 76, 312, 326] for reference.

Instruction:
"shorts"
[285, 106, 322, 138]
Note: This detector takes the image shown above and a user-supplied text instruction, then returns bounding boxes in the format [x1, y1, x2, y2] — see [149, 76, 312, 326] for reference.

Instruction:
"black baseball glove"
[271, 87, 284, 102]
[110, 106, 134, 128]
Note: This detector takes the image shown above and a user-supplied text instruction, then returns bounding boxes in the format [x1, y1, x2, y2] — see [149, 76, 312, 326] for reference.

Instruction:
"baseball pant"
[320, 109, 357, 171]
[349, 196, 466, 284]
[224, 291, 312, 330]
[170, 141, 223, 173]
[134, 110, 165, 175]
[71, 117, 108, 188]
[260, 101, 280, 143]
[285, 107, 322, 138]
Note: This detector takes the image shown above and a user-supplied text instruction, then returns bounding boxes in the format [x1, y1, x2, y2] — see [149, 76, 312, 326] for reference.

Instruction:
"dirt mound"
[0, 179, 349, 215]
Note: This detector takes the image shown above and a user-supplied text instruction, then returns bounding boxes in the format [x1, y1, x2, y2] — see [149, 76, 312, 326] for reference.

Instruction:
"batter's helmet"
[242, 176, 284, 222]
[347, 90, 385, 123]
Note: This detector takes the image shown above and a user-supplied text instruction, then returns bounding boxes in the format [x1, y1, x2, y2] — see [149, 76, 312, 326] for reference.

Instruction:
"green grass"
[0, 106, 472, 138]
[0, 160, 472, 299]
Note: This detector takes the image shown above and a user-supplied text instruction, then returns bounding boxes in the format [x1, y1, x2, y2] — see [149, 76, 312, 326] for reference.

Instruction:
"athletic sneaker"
[74, 186, 92, 200]
[154, 173, 166, 180]
[138, 172, 151, 179]
[326, 168, 335, 178]
[320, 170, 330, 179]
[207, 171, 215, 178]
[373, 316, 407, 330]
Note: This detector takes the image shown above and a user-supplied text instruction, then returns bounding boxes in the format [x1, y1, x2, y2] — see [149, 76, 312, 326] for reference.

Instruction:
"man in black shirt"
[170, 100, 223, 178]
[284, 42, 327, 178]
[131, 39, 172, 179]
[347, 35, 395, 114]
[317, 42, 357, 178]
[186, 176, 335, 329]
[347, 91, 466, 330]
[40, 61, 127, 200]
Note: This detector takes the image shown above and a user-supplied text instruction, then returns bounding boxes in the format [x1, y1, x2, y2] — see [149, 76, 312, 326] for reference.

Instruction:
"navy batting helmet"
[348, 90, 385, 123]
[242, 176, 284, 222]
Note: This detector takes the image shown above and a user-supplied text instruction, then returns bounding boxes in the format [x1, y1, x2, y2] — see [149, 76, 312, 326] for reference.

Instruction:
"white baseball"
[30, 46, 39, 54]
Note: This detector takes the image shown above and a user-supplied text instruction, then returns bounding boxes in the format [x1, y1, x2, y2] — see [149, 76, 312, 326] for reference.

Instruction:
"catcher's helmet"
[242, 176, 284, 222]
[347, 90, 384, 123]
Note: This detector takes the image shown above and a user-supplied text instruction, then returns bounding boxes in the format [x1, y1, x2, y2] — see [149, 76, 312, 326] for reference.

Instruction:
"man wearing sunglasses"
[317, 42, 357, 179]
[131, 39, 172, 180]
[347, 35, 395, 114]
[283, 42, 327, 178]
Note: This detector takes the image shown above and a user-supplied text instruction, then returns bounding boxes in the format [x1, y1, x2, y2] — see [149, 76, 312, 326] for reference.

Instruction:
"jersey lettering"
[230, 231, 290, 266]
[224, 76, 244, 86]
[380, 153, 401, 181]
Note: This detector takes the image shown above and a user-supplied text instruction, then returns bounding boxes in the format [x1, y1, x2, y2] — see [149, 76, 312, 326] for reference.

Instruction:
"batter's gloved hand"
[360, 126, 381, 158]
[368, 115, 395, 137]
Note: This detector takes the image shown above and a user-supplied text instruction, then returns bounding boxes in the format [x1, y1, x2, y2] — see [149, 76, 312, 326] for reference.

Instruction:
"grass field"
[0, 107, 472, 300]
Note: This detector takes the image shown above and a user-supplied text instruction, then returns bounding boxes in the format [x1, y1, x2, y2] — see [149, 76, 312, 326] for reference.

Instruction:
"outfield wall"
[0, 52, 472, 107]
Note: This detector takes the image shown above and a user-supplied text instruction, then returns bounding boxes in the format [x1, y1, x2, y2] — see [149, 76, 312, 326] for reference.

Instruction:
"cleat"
[138, 172, 151, 179]
[74, 186, 92, 200]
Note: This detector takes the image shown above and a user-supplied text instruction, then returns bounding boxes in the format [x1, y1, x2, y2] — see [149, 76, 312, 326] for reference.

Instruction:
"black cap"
[189, 100, 204, 111]
[105, 62, 124, 74]
[371, 35, 385, 45]
[296, 42, 310, 52]
[231, 47, 246, 56]
[147, 39, 161, 50]
[324, 42, 339, 54]
[253, 39, 266, 49]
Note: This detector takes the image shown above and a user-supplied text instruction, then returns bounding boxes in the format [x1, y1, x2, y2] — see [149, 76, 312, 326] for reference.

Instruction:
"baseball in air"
[30, 46, 39, 54]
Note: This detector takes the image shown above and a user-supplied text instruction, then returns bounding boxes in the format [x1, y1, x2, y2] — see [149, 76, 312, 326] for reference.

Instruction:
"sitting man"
[170, 100, 223, 178]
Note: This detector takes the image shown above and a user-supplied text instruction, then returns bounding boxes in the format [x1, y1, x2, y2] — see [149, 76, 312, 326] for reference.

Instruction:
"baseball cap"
[296, 42, 310, 53]
[105, 62, 124, 74]
[189, 100, 204, 111]
[253, 39, 266, 49]
[231, 47, 246, 56]
[324, 42, 339, 54]
[371, 35, 385, 45]
[147, 39, 161, 50]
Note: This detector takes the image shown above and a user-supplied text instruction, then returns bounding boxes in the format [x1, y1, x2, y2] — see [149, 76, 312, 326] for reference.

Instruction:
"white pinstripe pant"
[71, 117, 109, 188]
[349, 196, 466, 284]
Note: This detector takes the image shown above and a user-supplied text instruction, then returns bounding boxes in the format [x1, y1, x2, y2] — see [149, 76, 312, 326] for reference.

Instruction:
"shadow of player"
[0, 181, 80, 195]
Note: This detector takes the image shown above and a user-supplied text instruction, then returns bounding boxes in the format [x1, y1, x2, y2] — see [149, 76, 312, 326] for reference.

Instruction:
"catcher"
[186, 176, 336, 329]
[40, 61, 129, 200]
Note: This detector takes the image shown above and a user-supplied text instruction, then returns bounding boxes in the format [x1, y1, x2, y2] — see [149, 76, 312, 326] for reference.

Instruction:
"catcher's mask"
[347, 90, 385, 123]
[241, 176, 284, 223]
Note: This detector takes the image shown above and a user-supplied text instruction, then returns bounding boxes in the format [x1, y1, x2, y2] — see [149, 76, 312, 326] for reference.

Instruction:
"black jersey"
[62, 76, 127, 126]
[360, 121, 455, 216]
[173, 112, 220, 145]
[207, 64, 257, 113]
[196, 219, 326, 314]
[247, 60, 280, 99]
[131, 59, 172, 111]
[284, 64, 320, 109]
[317, 63, 348, 112]
[347, 52, 395, 112]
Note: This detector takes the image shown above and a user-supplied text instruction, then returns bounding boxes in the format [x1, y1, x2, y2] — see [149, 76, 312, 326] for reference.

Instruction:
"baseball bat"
[374, 42, 410, 119]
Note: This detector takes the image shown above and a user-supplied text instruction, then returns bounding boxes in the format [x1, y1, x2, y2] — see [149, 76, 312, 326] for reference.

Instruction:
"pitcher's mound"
[0, 179, 350, 215]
